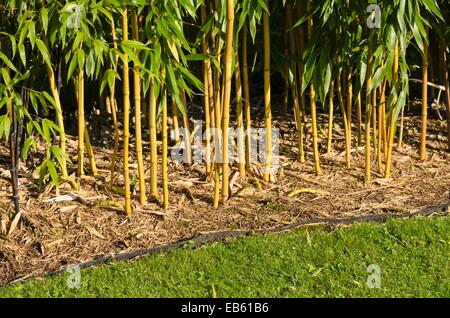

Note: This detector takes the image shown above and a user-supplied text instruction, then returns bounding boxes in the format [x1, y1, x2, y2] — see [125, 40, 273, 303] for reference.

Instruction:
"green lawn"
[1, 216, 449, 298]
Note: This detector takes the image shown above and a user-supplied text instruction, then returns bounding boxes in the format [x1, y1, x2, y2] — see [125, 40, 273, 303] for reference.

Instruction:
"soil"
[0, 101, 449, 286]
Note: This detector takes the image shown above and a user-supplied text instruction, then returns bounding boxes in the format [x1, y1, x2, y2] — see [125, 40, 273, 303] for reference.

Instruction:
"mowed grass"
[1, 216, 449, 298]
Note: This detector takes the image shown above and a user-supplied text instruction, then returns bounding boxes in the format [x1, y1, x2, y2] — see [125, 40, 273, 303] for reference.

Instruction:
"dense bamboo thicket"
[0, 0, 448, 215]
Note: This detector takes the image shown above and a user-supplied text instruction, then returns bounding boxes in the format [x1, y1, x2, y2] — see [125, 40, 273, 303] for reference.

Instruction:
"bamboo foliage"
[0, 0, 446, 216]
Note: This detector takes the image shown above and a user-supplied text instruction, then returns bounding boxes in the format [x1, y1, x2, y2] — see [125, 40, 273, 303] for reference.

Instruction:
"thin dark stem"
[9, 105, 20, 215]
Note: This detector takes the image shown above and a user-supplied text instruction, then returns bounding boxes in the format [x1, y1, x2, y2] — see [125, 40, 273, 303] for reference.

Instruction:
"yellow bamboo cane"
[263, 1, 272, 181]
[161, 72, 169, 209]
[365, 37, 374, 183]
[39, 1, 69, 181]
[347, 73, 353, 135]
[122, 6, 132, 216]
[201, 4, 212, 175]
[287, 0, 305, 163]
[148, 79, 158, 198]
[84, 122, 97, 176]
[398, 103, 405, 149]
[171, 100, 181, 143]
[336, 75, 350, 161]
[384, 42, 399, 179]
[180, 90, 192, 164]
[77, 67, 85, 177]
[242, 24, 252, 173]
[380, 79, 388, 162]
[213, 16, 223, 208]
[296, 1, 307, 122]
[357, 91, 362, 147]
[109, 18, 120, 188]
[74, 68, 97, 177]
[132, 9, 146, 205]
[307, 0, 321, 175]
[221, 0, 235, 203]
[43, 43, 69, 181]
[327, 80, 335, 154]
[420, 28, 429, 161]
[372, 88, 378, 161]
[377, 88, 383, 173]
[346, 71, 353, 166]
[235, 49, 246, 177]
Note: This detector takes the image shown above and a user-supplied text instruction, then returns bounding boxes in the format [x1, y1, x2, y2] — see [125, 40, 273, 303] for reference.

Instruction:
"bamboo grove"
[0, 0, 449, 215]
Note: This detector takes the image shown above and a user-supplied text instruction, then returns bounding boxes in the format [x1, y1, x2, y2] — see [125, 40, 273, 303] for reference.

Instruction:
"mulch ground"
[0, 109, 449, 286]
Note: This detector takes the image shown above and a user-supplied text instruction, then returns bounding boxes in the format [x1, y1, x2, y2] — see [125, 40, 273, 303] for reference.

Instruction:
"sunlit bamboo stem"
[77, 67, 85, 177]
[420, 28, 429, 161]
[148, 79, 158, 198]
[307, 0, 321, 175]
[161, 73, 169, 209]
[327, 80, 335, 154]
[122, 6, 132, 215]
[221, 0, 235, 203]
[385, 42, 399, 179]
[132, 9, 146, 205]
[242, 24, 252, 173]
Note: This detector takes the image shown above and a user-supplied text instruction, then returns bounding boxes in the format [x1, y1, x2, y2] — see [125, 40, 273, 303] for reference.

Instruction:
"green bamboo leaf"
[167, 64, 184, 116]
[86, 50, 95, 78]
[41, 119, 51, 144]
[421, 0, 443, 19]
[369, 65, 386, 92]
[249, 16, 257, 42]
[67, 55, 78, 80]
[322, 62, 332, 101]
[77, 49, 85, 70]
[1, 68, 11, 85]
[38, 160, 48, 190]
[30, 92, 38, 114]
[42, 91, 57, 110]
[18, 43, 26, 67]
[51, 145, 69, 172]
[36, 38, 52, 68]
[100, 69, 116, 95]
[28, 21, 36, 48]
[0, 115, 11, 141]
[26, 121, 33, 136]
[33, 121, 44, 137]
[0, 52, 18, 72]
[185, 54, 208, 61]
[411, 22, 424, 53]
[22, 137, 37, 161]
[40, 8, 49, 34]
[394, 90, 407, 122]
[122, 39, 149, 51]
[301, 53, 317, 94]
[360, 56, 367, 87]
[19, 21, 29, 45]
